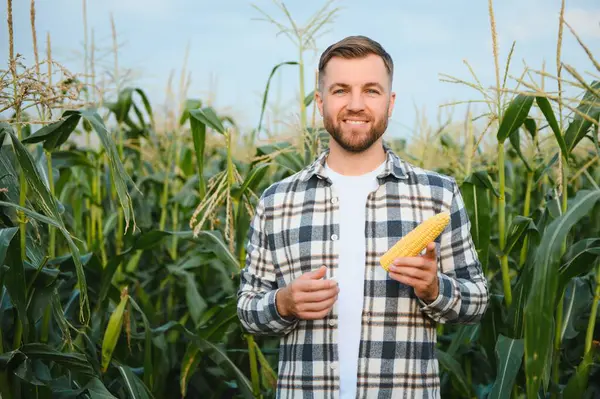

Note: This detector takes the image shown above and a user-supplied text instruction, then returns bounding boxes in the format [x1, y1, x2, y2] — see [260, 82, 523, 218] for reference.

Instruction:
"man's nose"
[346, 92, 365, 112]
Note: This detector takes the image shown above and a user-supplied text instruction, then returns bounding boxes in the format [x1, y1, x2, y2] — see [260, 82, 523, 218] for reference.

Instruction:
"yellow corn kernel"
[379, 211, 450, 272]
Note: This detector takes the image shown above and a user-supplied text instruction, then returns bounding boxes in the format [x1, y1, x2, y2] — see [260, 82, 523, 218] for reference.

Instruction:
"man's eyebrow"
[364, 82, 385, 91]
[328, 82, 351, 91]
[328, 82, 385, 91]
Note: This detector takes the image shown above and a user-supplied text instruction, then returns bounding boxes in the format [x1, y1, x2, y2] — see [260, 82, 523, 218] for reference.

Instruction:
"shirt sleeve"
[419, 178, 490, 324]
[236, 193, 299, 336]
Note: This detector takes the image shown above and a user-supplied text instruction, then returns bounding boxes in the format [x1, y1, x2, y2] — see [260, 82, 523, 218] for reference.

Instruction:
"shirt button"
[329, 319, 336, 327]
[330, 361, 338, 370]
[331, 234, 338, 241]
[331, 197, 338, 204]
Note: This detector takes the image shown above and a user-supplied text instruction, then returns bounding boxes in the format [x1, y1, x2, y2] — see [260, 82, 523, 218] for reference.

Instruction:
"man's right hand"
[276, 266, 339, 320]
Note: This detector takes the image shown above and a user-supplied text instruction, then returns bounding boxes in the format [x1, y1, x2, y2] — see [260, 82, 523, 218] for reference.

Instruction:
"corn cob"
[379, 211, 450, 272]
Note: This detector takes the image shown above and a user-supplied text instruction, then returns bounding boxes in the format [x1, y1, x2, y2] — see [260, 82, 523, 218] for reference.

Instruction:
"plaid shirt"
[237, 143, 489, 399]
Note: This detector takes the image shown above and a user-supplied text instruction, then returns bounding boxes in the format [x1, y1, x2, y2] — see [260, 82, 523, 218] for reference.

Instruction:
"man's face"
[315, 54, 396, 153]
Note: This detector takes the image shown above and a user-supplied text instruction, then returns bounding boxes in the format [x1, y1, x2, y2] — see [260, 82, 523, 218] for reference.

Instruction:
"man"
[237, 35, 489, 399]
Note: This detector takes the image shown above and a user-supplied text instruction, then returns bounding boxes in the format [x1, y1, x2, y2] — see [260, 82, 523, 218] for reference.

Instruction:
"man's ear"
[315, 89, 324, 117]
[388, 91, 396, 118]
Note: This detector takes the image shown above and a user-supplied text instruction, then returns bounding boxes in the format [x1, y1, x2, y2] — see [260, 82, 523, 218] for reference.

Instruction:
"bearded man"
[237, 35, 489, 399]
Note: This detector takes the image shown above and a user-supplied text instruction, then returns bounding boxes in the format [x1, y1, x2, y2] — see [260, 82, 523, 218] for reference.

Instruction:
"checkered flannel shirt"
[237, 143, 489, 398]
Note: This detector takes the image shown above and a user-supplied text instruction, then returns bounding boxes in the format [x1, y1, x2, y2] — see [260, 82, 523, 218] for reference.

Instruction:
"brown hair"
[317, 35, 394, 90]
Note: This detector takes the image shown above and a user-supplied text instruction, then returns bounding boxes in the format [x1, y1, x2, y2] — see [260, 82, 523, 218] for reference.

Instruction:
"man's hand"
[276, 266, 339, 320]
[388, 242, 439, 303]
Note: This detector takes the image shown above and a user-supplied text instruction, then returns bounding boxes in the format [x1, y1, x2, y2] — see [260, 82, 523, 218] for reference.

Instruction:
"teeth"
[345, 120, 367, 124]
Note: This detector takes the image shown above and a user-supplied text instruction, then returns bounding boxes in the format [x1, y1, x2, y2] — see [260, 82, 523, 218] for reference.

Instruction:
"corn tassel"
[379, 211, 451, 272]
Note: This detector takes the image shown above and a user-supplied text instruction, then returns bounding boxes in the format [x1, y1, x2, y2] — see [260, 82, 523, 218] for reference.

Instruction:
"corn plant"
[1, 0, 599, 398]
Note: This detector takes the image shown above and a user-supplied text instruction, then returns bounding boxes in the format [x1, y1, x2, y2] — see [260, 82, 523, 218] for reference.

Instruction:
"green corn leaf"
[8, 131, 63, 226]
[561, 278, 593, 341]
[235, 198, 252, 268]
[497, 94, 535, 142]
[304, 89, 315, 107]
[51, 289, 73, 350]
[558, 238, 600, 294]
[536, 97, 568, 156]
[436, 349, 471, 397]
[80, 109, 137, 234]
[182, 271, 207, 328]
[524, 118, 537, 139]
[51, 150, 95, 169]
[463, 170, 500, 197]
[0, 343, 96, 379]
[461, 180, 491, 274]
[0, 201, 89, 323]
[4, 225, 29, 344]
[128, 298, 154, 391]
[524, 189, 600, 398]
[534, 152, 560, 186]
[117, 364, 152, 399]
[256, 61, 299, 137]
[106, 87, 154, 130]
[509, 127, 532, 171]
[80, 378, 117, 398]
[129, 321, 254, 398]
[189, 107, 226, 135]
[564, 81, 600, 153]
[489, 335, 525, 399]
[253, 340, 277, 390]
[0, 227, 18, 267]
[189, 110, 207, 198]
[562, 348, 596, 398]
[180, 343, 201, 398]
[131, 230, 238, 273]
[21, 111, 81, 151]
[503, 216, 538, 257]
[506, 223, 542, 339]
[481, 294, 506, 370]
[256, 142, 304, 174]
[232, 163, 270, 201]
[179, 99, 203, 126]
[197, 298, 237, 340]
[101, 292, 129, 372]
[199, 338, 254, 399]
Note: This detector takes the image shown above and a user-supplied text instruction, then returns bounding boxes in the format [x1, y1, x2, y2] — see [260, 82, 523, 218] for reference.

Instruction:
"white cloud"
[564, 8, 600, 39]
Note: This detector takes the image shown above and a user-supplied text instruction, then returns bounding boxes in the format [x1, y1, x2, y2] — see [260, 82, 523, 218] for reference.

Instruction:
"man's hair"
[317, 35, 393, 91]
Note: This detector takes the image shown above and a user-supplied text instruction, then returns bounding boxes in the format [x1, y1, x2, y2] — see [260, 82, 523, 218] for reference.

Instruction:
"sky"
[3, 0, 600, 141]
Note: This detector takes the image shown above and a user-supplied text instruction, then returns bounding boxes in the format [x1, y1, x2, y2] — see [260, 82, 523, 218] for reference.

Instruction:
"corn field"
[1, 0, 599, 398]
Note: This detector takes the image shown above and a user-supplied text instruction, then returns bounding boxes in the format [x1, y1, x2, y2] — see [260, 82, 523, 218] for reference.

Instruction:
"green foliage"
[1, 1, 600, 398]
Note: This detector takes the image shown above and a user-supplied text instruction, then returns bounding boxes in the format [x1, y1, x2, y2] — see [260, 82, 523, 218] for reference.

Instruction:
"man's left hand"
[388, 242, 439, 303]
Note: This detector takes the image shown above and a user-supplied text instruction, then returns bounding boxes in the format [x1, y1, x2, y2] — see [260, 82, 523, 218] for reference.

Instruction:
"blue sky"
[3, 0, 600, 141]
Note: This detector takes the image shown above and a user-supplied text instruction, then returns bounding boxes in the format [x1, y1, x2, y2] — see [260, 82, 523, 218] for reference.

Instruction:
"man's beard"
[323, 109, 389, 153]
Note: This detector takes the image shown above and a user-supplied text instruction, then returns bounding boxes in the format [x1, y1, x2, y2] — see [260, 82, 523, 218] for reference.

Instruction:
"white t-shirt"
[324, 160, 385, 399]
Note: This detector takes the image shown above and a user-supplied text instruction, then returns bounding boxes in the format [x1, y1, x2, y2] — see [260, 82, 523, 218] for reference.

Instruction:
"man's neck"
[326, 139, 386, 176]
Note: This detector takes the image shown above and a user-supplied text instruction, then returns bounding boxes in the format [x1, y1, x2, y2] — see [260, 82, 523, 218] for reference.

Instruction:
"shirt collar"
[300, 141, 409, 182]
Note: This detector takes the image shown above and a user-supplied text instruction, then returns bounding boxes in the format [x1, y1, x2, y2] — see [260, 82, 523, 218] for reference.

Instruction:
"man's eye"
[367, 89, 379, 94]
[333, 89, 345, 94]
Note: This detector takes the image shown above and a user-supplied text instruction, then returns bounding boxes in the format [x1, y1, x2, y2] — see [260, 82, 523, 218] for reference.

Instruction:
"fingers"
[295, 278, 337, 292]
[388, 272, 421, 288]
[423, 242, 436, 260]
[389, 265, 428, 281]
[286, 270, 339, 320]
[295, 285, 339, 303]
[299, 265, 328, 280]
[291, 286, 338, 320]
[392, 243, 437, 268]
[296, 292, 338, 313]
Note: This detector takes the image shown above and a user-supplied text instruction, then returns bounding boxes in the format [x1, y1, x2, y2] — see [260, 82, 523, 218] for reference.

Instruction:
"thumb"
[301, 265, 327, 280]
